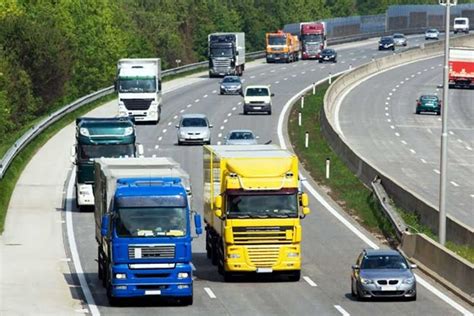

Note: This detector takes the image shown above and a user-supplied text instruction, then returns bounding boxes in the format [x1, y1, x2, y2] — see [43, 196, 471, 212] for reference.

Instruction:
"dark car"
[351, 249, 417, 301]
[319, 48, 337, 63]
[416, 95, 441, 115]
[379, 36, 395, 51]
[220, 76, 243, 95]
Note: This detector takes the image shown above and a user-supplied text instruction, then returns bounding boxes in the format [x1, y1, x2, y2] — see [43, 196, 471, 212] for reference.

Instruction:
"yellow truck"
[203, 145, 310, 281]
[265, 30, 300, 63]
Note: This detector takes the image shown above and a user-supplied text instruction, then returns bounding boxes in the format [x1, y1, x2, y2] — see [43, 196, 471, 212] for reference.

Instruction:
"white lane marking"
[218, 133, 222, 138]
[223, 119, 228, 123]
[187, 104, 192, 108]
[260, 73, 265, 76]
[385, 102, 389, 105]
[450, 181, 460, 187]
[386, 97, 390, 100]
[275, 81, 280, 84]
[400, 81, 404, 84]
[227, 113, 232, 117]
[385, 113, 389, 116]
[162, 129, 167, 133]
[194, 99, 200, 103]
[390, 125, 395, 129]
[392, 88, 397, 92]
[180, 109, 185, 113]
[277, 78, 474, 316]
[401, 140, 407, 145]
[158, 136, 163, 141]
[237, 101, 242, 105]
[190, 262, 196, 271]
[387, 119, 391, 123]
[204, 287, 216, 299]
[154, 145, 159, 149]
[457, 139, 463, 143]
[471, 194, 474, 198]
[385, 107, 389, 111]
[434, 169, 441, 174]
[410, 149, 416, 154]
[334, 305, 350, 316]
[301, 71, 306, 74]
[250, 75, 255, 79]
[212, 90, 217, 94]
[303, 276, 317, 287]
[241, 79, 246, 83]
[311, 69, 316, 72]
[217, 141, 221, 145]
[466, 146, 473, 151]
[292, 74, 297, 78]
[168, 122, 172, 126]
[389, 92, 392, 96]
[417, 71, 422, 75]
[427, 128, 433, 134]
[282, 67, 287, 70]
[396, 84, 400, 88]
[173, 115, 178, 119]
[411, 74, 415, 78]
[66, 168, 100, 316]
[395, 132, 400, 137]
[220, 126, 224, 130]
[203, 94, 208, 98]
[284, 78, 288, 80]
[270, 69, 275, 73]
[449, 131, 454, 135]
[421, 158, 427, 164]
[232, 106, 237, 111]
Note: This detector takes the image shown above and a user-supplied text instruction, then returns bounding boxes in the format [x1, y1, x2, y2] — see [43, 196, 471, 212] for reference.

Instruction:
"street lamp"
[438, 0, 456, 245]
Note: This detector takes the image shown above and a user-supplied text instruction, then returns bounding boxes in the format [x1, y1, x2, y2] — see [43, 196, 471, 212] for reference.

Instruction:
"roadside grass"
[0, 94, 116, 233]
[287, 81, 473, 263]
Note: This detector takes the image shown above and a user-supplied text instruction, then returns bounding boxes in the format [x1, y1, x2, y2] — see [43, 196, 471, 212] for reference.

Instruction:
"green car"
[416, 95, 441, 115]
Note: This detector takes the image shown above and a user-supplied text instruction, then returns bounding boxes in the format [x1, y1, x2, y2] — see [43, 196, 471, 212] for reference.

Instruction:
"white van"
[453, 17, 469, 34]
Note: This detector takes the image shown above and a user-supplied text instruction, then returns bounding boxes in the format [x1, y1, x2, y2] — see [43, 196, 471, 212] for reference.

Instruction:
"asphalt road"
[71, 36, 470, 315]
[339, 55, 474, 228]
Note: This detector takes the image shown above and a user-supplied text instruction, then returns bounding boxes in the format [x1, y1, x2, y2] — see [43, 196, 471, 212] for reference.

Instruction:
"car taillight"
[417, 101, 421, 106]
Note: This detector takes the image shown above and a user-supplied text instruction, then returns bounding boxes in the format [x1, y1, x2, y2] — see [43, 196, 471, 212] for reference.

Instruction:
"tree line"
[0, 0, 462, 143]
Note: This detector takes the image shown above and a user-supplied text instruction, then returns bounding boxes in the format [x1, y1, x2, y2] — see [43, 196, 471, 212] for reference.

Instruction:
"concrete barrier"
[401, 232, 474, 304]
[322, 34, 474, 246]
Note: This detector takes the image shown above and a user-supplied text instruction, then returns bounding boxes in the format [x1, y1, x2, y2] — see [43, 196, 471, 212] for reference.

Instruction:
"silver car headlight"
[179, 131, 187, 137]
[220, 85, 225, 89]
[402, 277, 415, 285]
[361, 278, 374, 285]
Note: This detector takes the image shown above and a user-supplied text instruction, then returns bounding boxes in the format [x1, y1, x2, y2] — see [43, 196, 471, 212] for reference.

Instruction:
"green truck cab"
[71, 117, 143, 211]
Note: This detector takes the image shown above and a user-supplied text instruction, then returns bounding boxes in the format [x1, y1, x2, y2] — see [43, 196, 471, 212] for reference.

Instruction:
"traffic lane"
[339, 56, 473, 227]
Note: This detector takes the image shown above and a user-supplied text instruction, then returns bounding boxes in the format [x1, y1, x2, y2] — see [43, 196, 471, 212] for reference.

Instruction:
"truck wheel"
[205, 231, 212, 259]
[211, 238, 218, 265]
[180, 296, 193, 306]
[288, 270, 301, 282]
[98, 248, 104, 280]
[107, 283, 120, 306]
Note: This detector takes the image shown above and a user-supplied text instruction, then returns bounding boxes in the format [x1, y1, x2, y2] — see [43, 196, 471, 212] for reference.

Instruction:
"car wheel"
[318, 60, 322, 63]
[409, 294, 417, 301]
[268, 110, 272, 115]
[333, 59, 337, 63]
[436, 111, 441, 116]
[243, 110, 248, 115]
[416, 110, 420, 114]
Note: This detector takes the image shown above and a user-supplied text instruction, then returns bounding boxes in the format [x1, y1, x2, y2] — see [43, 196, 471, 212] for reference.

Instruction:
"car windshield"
[301, 34, 323, 43]
[223, 77, 240, 83]
[361, 255, 408, 270]
[421, 96, 438, 102]
[393, 34, 404, 38]
[79, 144, 134, 160]
[268, 35, 287, 46]
[181, 118, 208, 127]
[246, 88, 269, 97]
[381, 37, 393, 42]
[322, 49, 334, 54]
[226, 192, 298, 219]
[228, 131, 255, 140]
[116, 207, 187, 237]
[118, 77, 157, 93]
[427, 29, 438, 33]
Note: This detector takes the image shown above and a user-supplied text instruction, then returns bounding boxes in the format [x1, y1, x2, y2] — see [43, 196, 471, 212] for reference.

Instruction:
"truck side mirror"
[70, 146, 76, 164]
[194, 213, 203, 235]
[158, 80, 162, 91]
[271, 93, 275, 97]
[136, 144, 144, 157]
[302, 207, 310, 216]
[301, 193, 309, 207]
[114, 80, 118, 91]
[101, 215, 110, 237]
[214, 196, 222, 209]
[215, 208, 223, 218]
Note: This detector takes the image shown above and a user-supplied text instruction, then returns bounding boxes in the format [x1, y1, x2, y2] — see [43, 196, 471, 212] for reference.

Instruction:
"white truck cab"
[453, 17, 469, 34]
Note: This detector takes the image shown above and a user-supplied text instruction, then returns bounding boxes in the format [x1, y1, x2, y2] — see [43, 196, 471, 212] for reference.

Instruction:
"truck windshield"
[118, 78, 156, 93]
[210, 48, 233, 57]
[268, 36, 286, 46]
[116, 207, 187, 237]
[79, 144, 134, 160]
[246, 88, 269, 97]
[301, 34, 323, 43]
[226, 193, 298, 218]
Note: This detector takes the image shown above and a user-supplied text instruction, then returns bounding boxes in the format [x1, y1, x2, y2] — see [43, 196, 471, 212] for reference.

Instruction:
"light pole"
[438, 0, 456, 245]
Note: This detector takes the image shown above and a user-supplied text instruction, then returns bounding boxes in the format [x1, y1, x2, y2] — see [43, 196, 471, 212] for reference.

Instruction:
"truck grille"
[212, 58, 231, 72]
[233, 226, 292, 244]
[121, 98, 153, 111]
[247, 245, 280, 268]
[128, 244, 175, 259]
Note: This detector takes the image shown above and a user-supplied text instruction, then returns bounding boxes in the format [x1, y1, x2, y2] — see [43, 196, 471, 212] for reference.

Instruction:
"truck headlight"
[228, 253, 240, 259]
[149, 111, 157, 117]
[178, 272, 189, 279]
[79, 127, 90, 136]
[115, 273, 127, 279]
[287, 252, 299, 258]
[123, 126, 133, 136]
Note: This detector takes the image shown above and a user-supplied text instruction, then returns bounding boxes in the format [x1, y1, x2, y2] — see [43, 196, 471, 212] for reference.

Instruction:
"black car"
[379, 36, 395, 51]
[319, 48, 337, 63]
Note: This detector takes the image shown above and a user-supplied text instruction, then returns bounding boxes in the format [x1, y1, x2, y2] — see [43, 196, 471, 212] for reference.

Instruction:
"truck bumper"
[118, 105, 160, 122]
[109, 263, 193, 298]
[224, 244, 301, 273]
[209, 68, 236, 77]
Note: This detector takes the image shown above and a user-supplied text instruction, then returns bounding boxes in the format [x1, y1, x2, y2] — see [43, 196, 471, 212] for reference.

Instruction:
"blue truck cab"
[94, 158, 201, 306]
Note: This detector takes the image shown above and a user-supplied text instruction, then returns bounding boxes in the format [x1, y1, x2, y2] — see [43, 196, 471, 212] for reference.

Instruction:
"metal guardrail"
[0, 29, 433, 179]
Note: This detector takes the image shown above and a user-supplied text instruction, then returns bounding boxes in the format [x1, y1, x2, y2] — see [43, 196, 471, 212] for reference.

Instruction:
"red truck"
[284, 22, 327, 60]
[449, 47, 474, 89]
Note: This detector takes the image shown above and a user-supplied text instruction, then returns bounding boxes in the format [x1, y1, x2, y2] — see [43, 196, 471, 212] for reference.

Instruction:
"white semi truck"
[116, 58, 162, 123]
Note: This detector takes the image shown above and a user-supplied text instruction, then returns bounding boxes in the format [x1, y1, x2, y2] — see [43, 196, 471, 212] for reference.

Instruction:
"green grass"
[287, 81, 474, 263]
[0, 93, 116, 233]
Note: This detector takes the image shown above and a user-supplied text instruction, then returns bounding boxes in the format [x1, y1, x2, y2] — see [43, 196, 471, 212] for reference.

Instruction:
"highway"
[68, 36, 471, 315]
[339, 56, 474, 228]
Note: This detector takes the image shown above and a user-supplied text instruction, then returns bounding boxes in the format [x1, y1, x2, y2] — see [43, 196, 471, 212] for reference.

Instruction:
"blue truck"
[71, 117, 143, 211]
[94, 157, 202, 305]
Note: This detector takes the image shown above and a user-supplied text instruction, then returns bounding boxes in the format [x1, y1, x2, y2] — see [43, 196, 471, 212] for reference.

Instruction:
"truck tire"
[180, 296, 193, 306]
[205, 230, 212, 259]
[223, 271, 234, 282]
[98, 247, 104, 280]
[211, 238, 218, 265]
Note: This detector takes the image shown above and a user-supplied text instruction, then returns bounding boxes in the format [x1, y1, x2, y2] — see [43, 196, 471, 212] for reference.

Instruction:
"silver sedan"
[393, 33, 407, 46]
[176, 114, 212, 145]
[351, 249, 417, 301]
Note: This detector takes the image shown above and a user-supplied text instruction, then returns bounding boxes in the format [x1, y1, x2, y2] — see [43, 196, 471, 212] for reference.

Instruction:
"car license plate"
[145, 290, 161, 295]
[256, 268, 272, 273]
[380, 285, 397, 291]
[253, 106, 262, 110]
[324, 57, 329, 60]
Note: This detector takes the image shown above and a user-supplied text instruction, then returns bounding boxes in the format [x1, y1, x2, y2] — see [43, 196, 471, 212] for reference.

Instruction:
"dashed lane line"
[334, 305, 350, 316]
[303, 276, 317, 287]
[204, 287, 216, 299]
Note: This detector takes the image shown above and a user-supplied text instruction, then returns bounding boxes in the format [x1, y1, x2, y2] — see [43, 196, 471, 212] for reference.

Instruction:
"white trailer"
[116, 58, 162, 123]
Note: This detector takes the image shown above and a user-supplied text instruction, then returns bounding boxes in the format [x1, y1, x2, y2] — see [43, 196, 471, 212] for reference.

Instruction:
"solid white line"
[277, 78, 471, 316]
[303, 276, 317, 287]
[66, 168, 100, 315]
[334, 305, 350, 316]
[204, 287, 216, 299]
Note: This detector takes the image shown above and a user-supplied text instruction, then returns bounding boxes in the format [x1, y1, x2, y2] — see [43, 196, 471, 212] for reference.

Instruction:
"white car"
[425, 29, 439, 40]
[243, 85, 274, 115]
[453, 17, 469, 34]
[176, 114, 212, 145]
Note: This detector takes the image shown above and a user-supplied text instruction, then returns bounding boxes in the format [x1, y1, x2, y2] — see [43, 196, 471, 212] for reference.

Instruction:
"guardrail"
[322, 34, 474, 246]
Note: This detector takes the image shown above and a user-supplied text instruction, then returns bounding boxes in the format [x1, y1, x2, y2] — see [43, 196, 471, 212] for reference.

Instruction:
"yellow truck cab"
[203, 145, 310, 281]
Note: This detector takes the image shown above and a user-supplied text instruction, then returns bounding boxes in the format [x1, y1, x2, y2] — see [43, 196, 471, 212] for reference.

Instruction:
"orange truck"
[265, 30, 300, 63]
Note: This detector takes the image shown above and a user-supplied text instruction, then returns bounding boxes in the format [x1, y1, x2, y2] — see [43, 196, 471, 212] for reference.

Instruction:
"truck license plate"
[380, 286, 397, 291]
[256, 268, 272, 273]
[253, 106, 262, 110]
[145, 290, 161, 295]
